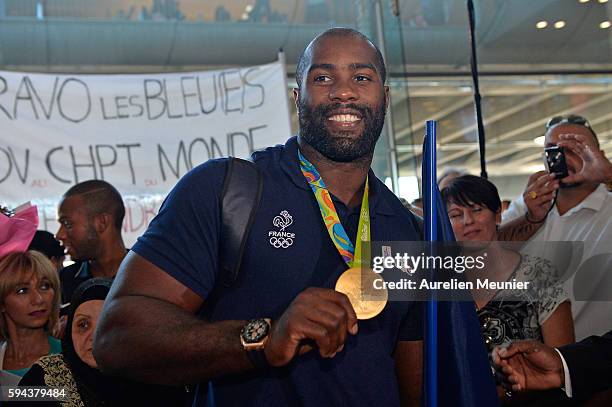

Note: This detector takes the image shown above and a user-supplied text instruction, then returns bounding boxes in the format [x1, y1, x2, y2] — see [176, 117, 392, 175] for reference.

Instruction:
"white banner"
[0, 62, 292, 245]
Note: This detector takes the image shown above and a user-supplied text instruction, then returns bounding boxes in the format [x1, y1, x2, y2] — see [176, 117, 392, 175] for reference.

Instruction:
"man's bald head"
[295, 27, 387, 88]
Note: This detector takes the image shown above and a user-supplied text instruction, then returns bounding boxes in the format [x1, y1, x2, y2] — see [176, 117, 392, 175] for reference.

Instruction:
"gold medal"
[335, 267, 388, 320]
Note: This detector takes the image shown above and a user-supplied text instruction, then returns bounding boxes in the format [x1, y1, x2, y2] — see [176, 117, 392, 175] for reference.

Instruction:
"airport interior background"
[1, 0, 611, 202]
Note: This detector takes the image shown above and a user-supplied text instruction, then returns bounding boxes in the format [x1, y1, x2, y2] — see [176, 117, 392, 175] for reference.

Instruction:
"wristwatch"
[241, 318, 271, 369]
[240, 318, 271, 351]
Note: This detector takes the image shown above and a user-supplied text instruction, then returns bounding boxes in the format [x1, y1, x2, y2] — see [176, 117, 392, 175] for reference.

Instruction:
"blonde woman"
[0, 251, 61, 384]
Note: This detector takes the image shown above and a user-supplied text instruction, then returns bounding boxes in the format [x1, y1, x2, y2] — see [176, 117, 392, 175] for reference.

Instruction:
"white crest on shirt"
[269, 210, 295, 249]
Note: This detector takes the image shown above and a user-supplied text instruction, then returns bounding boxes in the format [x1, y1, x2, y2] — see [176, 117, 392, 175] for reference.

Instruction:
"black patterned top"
[478, 254, 569, 353]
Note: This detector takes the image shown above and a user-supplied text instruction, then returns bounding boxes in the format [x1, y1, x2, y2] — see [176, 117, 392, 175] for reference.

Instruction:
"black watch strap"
[245, 349, 270, 369]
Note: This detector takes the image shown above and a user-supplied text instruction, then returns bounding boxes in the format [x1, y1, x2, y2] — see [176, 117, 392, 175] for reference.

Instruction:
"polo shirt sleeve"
[131, 159, 227, 301]
[398, 301, 423, 341]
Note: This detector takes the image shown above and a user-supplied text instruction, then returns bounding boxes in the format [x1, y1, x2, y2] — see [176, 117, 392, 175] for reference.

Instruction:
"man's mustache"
[313, 103, 372, 119]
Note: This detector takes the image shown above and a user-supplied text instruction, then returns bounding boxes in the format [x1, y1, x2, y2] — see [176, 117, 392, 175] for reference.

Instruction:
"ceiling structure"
[0, 0, 610, 198]
[392, 76, 612, 178]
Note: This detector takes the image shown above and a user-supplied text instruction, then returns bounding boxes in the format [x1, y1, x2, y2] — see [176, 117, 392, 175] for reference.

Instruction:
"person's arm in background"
[94, 253, 359, 385]
[395, 340, 422, 407]
[395, 301, 423, 407]
[540, 301, 574, 348]
[492, 340, 565, 393]
[492, 331, 612, 399]
[556, 331, 612, 400]
[498, 172, 559, 241]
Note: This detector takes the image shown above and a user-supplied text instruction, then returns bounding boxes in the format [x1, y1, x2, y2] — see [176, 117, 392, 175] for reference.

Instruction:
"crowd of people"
[1, 28, 611, 406]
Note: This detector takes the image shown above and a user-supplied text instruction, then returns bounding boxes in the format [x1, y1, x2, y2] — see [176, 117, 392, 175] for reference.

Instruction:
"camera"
[544, 146, 569, 179]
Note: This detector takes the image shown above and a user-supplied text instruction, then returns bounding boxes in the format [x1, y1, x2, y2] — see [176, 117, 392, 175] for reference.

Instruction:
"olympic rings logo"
[269, 236, 293, 249]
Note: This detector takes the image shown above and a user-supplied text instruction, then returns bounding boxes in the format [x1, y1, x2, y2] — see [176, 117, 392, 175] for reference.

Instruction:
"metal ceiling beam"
[459, 132, 612, 176]
[393, 97, 473, 144]
[434, 92, 558, 166]
[441, 91, 556, 145]
[484, 99, 612, 164]
[397, 91, 557, 166]
[396, 91, 612, 171]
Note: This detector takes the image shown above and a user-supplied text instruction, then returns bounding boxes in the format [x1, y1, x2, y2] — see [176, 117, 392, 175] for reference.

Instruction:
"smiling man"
[94, 28, 424, 407]
[56, 180, 127, 305]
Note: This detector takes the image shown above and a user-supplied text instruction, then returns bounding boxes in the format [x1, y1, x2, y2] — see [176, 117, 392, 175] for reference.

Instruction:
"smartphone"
[544, 146, 569, 179]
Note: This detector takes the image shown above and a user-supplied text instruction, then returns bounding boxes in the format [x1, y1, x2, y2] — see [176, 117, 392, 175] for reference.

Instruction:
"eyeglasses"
[546, 115, 592, 130]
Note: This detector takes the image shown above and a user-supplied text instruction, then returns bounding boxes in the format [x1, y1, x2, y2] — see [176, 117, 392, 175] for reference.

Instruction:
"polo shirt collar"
[562, 183, 609, 216]
[74, 261, 91, 279]
[279, 136, 395, 216]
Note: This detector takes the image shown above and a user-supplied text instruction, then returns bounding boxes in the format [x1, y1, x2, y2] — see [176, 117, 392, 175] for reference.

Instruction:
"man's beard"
[71, 224, 100, 262]
[298, 99, 386, 163]
[559, 168, 581, 189]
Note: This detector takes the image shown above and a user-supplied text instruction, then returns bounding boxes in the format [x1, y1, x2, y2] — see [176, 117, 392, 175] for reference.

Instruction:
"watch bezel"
[241, 318, 271, 345]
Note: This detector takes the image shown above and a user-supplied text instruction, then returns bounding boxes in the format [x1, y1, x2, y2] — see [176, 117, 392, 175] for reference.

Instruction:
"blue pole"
[425, 120, 438, 407]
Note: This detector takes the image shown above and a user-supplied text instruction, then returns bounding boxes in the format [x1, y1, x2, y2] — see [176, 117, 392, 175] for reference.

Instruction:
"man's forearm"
[498, 215, 543, 242]
[94, 295, 253, 385]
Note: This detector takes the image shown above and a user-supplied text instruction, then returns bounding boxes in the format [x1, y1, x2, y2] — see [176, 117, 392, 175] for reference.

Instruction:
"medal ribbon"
[298, 150, 370, 268]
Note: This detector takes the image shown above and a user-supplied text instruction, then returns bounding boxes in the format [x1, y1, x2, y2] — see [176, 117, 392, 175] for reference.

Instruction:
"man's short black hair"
[441, 175, 501, 214]
[295, 27, 387, 88]
[63, 180, 125, 230]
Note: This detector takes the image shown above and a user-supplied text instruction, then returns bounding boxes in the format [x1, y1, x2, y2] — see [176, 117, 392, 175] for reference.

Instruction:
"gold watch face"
[241, 319, 270, 344]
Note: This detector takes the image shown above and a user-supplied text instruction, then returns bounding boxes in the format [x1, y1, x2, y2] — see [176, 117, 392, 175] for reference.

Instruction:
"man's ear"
[293, 88, 300, 114]
[94, 213, 111, 234]
[384, 85, 390, 112]
[495, 208, 502, 225]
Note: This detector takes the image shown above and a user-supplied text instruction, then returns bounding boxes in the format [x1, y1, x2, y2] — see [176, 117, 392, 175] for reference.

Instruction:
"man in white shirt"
[509, 116, 612, 340]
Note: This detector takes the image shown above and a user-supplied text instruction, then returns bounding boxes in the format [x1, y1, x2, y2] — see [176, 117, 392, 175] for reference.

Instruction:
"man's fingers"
[311, 289, 358, 334]
[300, 288, 358, 332]
[527, 170, 547, 185]
[306, 306, 348, 355]
[534, 173, 557, 188]
[524, 174, 558, 199]
[557, 139, 581, 154]
[527, 183, 558, 198]
[296, 318, 335, 357]
[297, 342, 315, 356]
[535, 191, 555, 205]
[499, 368, 514, 389]
[499, 340, 539, 358]
[559, 133, 590, 146]
[492, 347, 502, 364]
[286, 288, 360, 359]
[334, 293, 358, 334]
[299, 292, 356, 356]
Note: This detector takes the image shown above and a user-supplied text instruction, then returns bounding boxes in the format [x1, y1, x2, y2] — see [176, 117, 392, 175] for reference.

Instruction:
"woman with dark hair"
[19, 278, 189, 406]
[442, 175, 574, 403]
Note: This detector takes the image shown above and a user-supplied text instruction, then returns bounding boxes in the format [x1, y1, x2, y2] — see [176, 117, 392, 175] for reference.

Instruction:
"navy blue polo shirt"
[133, 136, 423, 407]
